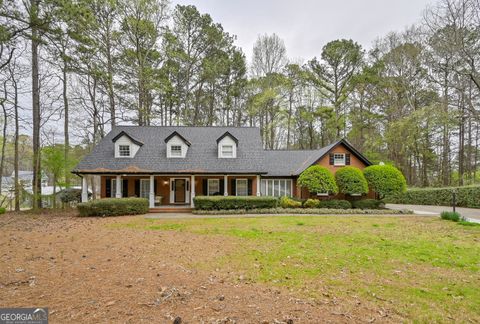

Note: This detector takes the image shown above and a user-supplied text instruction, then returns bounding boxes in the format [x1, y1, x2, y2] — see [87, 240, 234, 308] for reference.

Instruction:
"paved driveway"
[386, 204, 480, 223]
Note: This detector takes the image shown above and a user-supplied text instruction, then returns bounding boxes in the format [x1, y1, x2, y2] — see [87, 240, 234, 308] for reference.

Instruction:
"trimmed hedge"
[279, 196, 303, 208]
[193, 196, 278, 210]
[77, 198, 149, 216]
[298, 165, 338, 195]
[352, 199, 384, 210]
[318, 199, 352, 209]
[0, 207, 5, 214]
[387, 186, 480, 208]
[364, 165, 407, 198]
[335, 166, 369, 195]
[193, 208, 412, 215]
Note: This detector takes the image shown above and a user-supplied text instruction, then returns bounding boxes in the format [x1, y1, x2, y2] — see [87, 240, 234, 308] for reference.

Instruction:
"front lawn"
[117, 215, 480, 322]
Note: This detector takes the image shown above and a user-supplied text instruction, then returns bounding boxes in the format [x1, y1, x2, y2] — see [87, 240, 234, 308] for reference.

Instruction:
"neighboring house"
[72, 126, 373, 209]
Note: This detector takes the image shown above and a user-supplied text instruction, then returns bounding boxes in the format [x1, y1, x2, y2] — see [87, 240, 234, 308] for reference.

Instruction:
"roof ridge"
[114, 125, 260, 129]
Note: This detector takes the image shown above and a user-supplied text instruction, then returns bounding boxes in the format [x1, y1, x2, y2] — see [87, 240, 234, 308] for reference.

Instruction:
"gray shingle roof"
[73, 126, 268, 174]
[263, 142, 337, 177]
[73, 127, 371, 176]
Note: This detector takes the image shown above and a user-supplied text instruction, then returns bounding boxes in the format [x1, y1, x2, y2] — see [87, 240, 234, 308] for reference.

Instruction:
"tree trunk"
[31, 0, 42, 209]
[62, 60, 70, 187]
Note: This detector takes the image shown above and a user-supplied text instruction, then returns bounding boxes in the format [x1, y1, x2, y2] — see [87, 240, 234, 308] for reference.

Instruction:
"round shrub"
[279, 196, 302, 209]
[298, 165, 338, 195]
[0, 207, 6, 214]
[303, 199, 321, 208]
[335, 166, 368, 195]
[318, 199, 351, 209]
[363, 165, 407, 199]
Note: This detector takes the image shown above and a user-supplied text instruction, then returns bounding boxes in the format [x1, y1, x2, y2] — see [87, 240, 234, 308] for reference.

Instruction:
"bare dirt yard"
[1, 210, 479, 323]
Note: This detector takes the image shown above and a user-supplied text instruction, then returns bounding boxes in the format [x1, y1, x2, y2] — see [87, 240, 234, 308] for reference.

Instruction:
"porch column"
[191, 175, 196, 207]
[256, 175, 261, 196]
[224, 175, 228, 196]
[115, 175, 122, 198]
[149, 175, 155, 208]
[81, 176, 88, 202]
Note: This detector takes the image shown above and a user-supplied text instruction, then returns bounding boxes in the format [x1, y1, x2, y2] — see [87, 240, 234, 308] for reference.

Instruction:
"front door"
[174, 179, 186, 203]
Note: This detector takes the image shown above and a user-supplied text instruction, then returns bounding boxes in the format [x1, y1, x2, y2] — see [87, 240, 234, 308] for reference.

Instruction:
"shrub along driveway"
[387, 204, 480, 222]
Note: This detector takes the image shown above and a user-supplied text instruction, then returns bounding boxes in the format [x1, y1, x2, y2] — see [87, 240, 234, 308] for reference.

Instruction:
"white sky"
[173, 0, 437, 62]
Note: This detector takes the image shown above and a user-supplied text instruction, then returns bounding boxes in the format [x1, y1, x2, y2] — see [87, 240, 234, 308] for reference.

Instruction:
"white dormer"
[112, 131, 143, 158]
[165, 131, 190, 158]
[217, 132, 238, 159]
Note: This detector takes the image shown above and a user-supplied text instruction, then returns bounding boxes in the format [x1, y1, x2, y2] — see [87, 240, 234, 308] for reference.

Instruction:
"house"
[72, 126, 373, 210]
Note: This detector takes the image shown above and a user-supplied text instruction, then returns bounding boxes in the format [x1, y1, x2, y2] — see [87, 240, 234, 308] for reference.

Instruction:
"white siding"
[114, 135, 140, 158]
[166, 135, 189, 158]
[218, 136, 237, 158]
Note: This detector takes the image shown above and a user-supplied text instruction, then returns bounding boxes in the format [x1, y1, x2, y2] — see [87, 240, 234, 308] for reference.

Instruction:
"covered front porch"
[80, 174, 261, 210]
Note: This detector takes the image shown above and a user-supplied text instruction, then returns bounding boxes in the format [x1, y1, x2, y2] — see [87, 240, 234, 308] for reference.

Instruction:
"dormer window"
[112, 131, 143, 158]
[221, 145, 233, 157]
[118, 145, 131, 157]
[170, 145, 182, 157]
[217, 131, 238, 159]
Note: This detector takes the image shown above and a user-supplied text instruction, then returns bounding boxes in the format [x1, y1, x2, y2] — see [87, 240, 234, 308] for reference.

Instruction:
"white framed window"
[236, 179, 248, 196]
[208, 179, 220, 196]
[140, 179, 150, 199]
[111, 179, 116, 197]
[118, 145, 131, 157]
[170, 145, 182, 157]
[333, 153, 346, 166]
[221, 145, 234, 157]
[260, 179, 292, 197]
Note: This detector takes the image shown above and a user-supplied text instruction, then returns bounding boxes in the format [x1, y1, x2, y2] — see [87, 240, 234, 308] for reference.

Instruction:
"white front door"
[169, 178, 190, 204]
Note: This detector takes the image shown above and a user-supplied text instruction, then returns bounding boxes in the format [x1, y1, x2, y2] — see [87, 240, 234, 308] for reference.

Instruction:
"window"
[221, 145, 233, 157]
[111, 179, 116, 197]
[208, 179, 220, 196]
[334, 153, 346, 166]
[170, 145, 182, 157]
[260, 179, 292, 197]
[140, 179, 150, 199]
[119, 145, 130, 157]
[236, 179, 248, 196]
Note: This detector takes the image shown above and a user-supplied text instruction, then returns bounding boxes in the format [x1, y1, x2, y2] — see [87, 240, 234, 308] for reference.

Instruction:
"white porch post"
[115, 175, 122, 198]
[191, 175, 196, 207]
[224, 175, 228, 196]
[81, 176, 88, 202]
[149, 175, 155, 208]
[256, 175, 261, 196]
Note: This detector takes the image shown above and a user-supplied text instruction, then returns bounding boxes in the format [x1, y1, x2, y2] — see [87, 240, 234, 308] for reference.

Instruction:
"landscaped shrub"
[193, 196, 278, 210]
[440, 211, 461, 222]
[363, 165, 407, 199]
[335, 166, 368, 195]
[318, 199, 352, 209]
[386, 185, 480, 208]
[0, 207, 5, 214]
[278, 196, 302, 209]
[77, 198, 149, 216]
[352, 199, 384, 210]
[193, 208, 411, 215]
[298, 165, 338, 195]
[303, 199, 320, 208]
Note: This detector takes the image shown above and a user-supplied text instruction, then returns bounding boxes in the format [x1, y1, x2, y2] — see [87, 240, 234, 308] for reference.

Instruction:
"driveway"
[386, 204, 480, 223]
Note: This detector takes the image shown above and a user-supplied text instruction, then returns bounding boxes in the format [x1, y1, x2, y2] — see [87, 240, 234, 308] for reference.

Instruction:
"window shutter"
[202, 179, 208, 195]
[105, 178, 111, 197]
[122, 179, 128, 197]
[154, 179, 158, 195]
[247, 179, 253, 196]
[329, 153, 334, 165]
[231, 179, 236, 196]
[346, 153, 351, 165]
[135, 179, 140, 197]
[220, 179, 225, 195]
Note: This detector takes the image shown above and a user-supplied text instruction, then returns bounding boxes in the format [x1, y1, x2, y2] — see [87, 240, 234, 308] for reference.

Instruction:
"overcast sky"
[173, 0, 437, 63]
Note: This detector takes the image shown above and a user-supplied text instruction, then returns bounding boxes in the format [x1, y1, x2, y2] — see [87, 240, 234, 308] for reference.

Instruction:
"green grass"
[111, 215, 480, 322]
